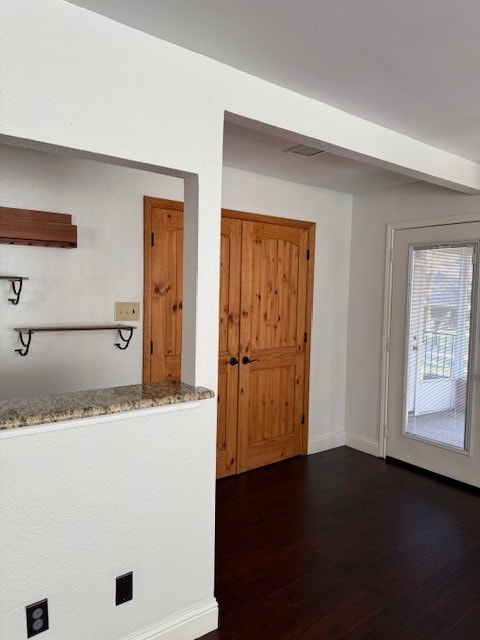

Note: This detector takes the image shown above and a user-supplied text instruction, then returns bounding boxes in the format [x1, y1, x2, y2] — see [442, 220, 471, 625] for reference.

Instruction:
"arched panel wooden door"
[144, 197, 314, 478]
[236, 220, 309, 472]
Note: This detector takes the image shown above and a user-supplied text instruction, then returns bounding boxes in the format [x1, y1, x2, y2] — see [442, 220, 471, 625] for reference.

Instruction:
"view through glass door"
[387, 221, 480, 486]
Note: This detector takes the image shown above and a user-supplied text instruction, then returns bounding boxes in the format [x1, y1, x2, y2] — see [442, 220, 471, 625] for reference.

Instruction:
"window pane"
[405, 245, 475, 449]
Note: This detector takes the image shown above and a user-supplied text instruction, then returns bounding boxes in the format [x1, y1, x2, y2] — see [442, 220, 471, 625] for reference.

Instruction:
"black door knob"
[227, 357, 239, 366]
[242, 356, 259, 365]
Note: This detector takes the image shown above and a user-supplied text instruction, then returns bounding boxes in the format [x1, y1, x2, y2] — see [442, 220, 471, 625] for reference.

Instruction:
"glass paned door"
[405, 244, 475, 450]
[387, 221, 480, 487]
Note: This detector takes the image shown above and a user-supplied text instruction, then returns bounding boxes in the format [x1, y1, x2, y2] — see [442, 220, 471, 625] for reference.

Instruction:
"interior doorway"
[143, 197, 315, 478]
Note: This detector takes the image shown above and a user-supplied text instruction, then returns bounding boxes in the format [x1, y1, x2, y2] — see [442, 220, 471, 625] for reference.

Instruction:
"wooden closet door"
[144, 198, 241, 479]
[145, 199, 313, 478]
[217, 218, 242, 477]
[237, 220, 309, 473]
[144, 199, 183, 382]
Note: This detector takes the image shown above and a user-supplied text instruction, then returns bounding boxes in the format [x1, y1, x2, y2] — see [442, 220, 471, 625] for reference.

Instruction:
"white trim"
[379, 212, 480, 459]
[122, 598, 218, 640]
[379, 223, 395, 458]
[0, 400, 206, 440]
[385, 212, 480, 231]
[345, 433, 380, 457]
[308, 430, 345, 454]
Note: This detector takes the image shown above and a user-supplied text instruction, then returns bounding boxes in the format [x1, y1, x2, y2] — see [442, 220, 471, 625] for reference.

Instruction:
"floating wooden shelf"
[0, 207, 77, 248]
[0, 275, 29, 304]
[14, 325, 136, 356]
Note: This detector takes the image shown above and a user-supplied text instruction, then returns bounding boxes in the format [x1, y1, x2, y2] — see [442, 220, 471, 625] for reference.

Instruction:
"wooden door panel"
[164, 213, 183, 367]
[250, 237, 300, 350]
[248, 366, 296, 442]
[216, 217, 242, 477]
[150, 206, 183, 381]
[216, 364, 238, 477]
[238, 220, 309, 473]
[219, 222, 240, 355]
[144, 199, 240, 478]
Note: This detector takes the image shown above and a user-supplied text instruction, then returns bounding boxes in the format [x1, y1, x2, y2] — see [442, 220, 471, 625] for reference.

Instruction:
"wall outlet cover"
[26, 599, 49, 637]
[116, 572, 133, 605]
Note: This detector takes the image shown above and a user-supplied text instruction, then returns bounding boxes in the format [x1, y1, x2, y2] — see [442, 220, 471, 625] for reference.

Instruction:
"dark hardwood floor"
[200, 447, 480, 640]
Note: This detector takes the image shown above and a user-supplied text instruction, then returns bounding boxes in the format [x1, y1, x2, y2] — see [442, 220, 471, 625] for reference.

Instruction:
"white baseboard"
[345, 433, 380, 457]
[123, 598, 218, 640]
[308, 430, 345, 454]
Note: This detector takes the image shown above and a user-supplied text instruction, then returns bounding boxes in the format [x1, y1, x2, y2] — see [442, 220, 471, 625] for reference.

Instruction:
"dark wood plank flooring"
[200, 447, 480, 640]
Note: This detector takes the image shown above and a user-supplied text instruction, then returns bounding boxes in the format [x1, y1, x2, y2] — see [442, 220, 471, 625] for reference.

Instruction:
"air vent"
[284, 145, 325, 157]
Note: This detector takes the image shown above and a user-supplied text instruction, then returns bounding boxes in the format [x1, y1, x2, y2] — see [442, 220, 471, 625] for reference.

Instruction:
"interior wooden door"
[144, 198, 240, 478]
[144, 198, 314, 477]
[143, 198, 183, 382]
[237, 220, 309, 472]
[217, 217, 242, 477]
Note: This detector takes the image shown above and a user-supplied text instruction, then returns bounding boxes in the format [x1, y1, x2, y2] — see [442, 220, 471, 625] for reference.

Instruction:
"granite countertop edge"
[0, 382, 215, 431]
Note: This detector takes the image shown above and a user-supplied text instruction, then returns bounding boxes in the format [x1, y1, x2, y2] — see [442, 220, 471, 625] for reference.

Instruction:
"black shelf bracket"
[115, 327, 134, 350]
[15, 330, 32, 357]
[9, 278, 24, 305]
[1, 276, 29, 305]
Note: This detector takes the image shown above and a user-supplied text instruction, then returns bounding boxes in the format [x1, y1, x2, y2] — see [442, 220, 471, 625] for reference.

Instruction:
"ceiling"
[223, 122, 416, 194]
[66, 0, 479, 192]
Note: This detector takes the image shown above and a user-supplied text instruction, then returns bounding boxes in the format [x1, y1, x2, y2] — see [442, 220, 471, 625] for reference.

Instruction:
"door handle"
[242, 356, 259, 365]
[226, 357, 239, 366]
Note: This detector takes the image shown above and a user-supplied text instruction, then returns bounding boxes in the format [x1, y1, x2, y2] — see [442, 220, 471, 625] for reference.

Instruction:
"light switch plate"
[115, 302, 140, 321]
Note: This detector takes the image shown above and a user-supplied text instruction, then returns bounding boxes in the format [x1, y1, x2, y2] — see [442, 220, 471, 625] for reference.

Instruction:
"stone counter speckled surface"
[0, 381, 215, 430]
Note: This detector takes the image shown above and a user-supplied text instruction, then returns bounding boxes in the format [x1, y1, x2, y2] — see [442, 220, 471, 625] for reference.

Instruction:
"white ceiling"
[66, 0, 479, 192]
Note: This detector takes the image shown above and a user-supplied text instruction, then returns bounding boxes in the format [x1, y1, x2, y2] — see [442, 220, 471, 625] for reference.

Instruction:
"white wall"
[0, 400, 218, 640]
[0, 144, 183, 399]
[222, 168, 352, 451]
[346, 182, 480, 454]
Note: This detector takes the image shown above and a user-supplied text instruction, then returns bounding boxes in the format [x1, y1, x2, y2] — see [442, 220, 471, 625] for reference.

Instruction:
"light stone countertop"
[0, 381, 214, 430]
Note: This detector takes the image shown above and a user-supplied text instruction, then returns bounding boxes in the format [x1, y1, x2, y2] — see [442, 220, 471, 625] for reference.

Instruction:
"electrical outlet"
[116, 572, 133, 605]
[114, 302, 140, 322]
[26, 599, 49, 637]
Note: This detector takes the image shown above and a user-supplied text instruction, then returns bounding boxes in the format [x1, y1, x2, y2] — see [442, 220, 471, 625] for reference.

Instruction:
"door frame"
[380, 212, 480, 459]
[144, 198, 315, 457]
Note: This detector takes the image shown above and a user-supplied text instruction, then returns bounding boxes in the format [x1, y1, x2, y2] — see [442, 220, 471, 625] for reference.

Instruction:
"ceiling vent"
[284, 144, 325, 157]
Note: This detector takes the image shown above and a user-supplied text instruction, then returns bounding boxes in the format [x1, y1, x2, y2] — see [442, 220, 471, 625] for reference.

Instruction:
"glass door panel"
[405, 244, 475, 450]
